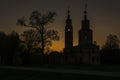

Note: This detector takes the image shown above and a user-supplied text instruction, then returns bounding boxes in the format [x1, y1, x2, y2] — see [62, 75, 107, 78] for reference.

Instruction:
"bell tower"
[65, 8, 73, 53]
[79, 3, 93, 46]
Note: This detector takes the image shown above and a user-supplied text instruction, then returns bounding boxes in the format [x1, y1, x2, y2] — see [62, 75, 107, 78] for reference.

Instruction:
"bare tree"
[102, 34, 120, 50]
[21, 29, 59, 54]
[17, 11, 59, 55]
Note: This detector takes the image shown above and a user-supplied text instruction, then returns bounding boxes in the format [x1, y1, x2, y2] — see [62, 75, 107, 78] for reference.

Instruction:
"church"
[63, 6, 100, 64]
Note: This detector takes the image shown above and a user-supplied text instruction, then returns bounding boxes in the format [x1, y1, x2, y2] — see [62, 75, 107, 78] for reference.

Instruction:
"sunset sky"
[0, 0, 120, 51]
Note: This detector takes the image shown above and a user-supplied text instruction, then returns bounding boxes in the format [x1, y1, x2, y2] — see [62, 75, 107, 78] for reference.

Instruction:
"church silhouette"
[63, 6, 100, 64]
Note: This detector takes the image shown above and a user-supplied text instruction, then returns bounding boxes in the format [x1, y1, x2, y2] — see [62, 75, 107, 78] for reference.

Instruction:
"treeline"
[0, 31, 62, 65]
[100, 34, 120, 64]
[0, 31, 21, 65]
[0, 32, 120, 65]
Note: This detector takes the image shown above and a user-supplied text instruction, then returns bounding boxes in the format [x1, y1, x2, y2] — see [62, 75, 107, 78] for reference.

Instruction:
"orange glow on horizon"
[51, 34, 104, 52]
[50, 41, 64, 52]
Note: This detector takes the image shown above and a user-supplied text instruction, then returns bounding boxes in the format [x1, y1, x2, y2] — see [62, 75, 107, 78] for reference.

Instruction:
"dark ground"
[0, 68, 120, 80]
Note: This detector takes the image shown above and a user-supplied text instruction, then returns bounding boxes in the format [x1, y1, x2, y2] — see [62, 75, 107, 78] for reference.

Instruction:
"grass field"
[0, 68, 120, 80]
[20, 64, 120, 72]
[57, 64, 120, 72]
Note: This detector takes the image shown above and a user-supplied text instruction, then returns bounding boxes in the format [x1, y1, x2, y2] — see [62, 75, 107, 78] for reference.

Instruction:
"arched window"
[67, 29, 70, 31]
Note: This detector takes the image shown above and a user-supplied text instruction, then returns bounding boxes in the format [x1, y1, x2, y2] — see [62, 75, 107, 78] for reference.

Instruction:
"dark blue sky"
[0, 0, 120, 51]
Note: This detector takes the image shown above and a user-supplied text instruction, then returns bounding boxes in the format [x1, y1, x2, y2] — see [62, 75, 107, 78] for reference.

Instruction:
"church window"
[67, 29, 70, 31]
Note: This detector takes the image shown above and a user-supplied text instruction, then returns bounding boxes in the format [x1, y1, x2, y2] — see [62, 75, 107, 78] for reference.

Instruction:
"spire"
[67, 7, 71, 19]
[84, 0, 88, 20]
[81, 0, 90, 30]
[65, 7, 73, 52]
[66, 7, 72, 26]
[68, 7, 70, 14]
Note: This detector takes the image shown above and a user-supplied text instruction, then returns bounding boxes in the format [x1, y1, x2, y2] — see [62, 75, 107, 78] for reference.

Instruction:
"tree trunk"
[41, 26, 44, 55]
[41, 25, 44, 64]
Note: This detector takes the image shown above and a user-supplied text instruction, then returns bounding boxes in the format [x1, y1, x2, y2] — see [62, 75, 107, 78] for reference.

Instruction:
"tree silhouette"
[102, 34, 119, 50]
[7, 31, 22, 65]
[20, 29, 59, 54]
[17, 11, 58, 55]
[101, 34, 120, 64]
[0, 31, 21, 65]
[0, 32, 7, 64]
[20, 29, 39, 54]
